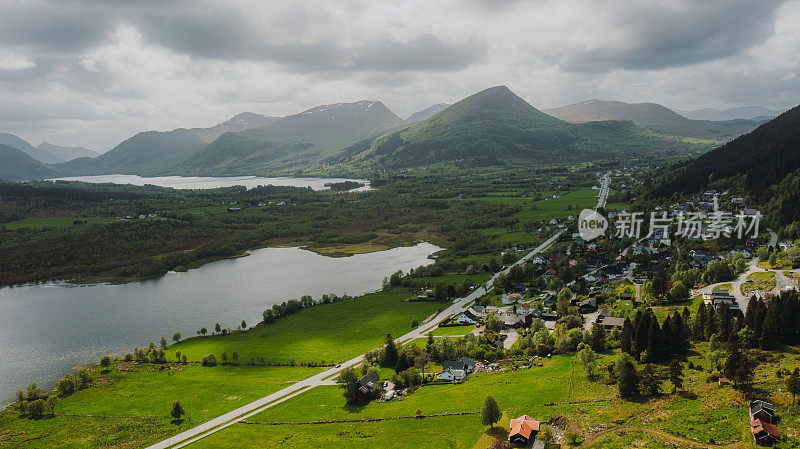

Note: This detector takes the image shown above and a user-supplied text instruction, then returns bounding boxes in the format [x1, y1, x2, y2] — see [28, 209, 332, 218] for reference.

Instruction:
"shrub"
[202, 354, 218, 367]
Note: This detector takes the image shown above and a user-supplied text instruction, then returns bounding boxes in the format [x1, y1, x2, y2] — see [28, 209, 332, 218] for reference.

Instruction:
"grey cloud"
[548, 0, 785, 73]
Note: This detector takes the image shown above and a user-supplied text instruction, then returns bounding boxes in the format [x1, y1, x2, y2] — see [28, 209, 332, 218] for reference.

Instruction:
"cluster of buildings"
[749, 400, 780, 446]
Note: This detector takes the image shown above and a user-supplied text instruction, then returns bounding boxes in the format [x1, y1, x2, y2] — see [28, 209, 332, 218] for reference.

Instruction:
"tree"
[669, 281, 689, 302]
[788, 368, 800, 405]
[577, 344, 599, 379]
[160, 336, 167, 349]
[485, 313, 502, 332]
[241, 320, 247, 330]
[200, 327, 207, 336]
[172, 332, 181, 343]
[481, 394, 501, 429]
[668, 360, 684, 393]
[170, 400, 185, 421]
[411, 319, 419, 328]
[335, 367, 361, 403]
[26, 383, 42, 401]
[557, 288, 573, 316]
[100, 356, 111, 370]
[215, 323, 221, 334]
[617, 354, 640, 399]
[639, 364, 661, 397]
[590, 322, 606, 352]
[384, 334, 398, 368]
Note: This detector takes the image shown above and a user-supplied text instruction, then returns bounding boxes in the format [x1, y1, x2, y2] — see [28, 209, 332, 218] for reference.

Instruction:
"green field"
[741, 271, 776, 294]
[430, 325, 475, 336]
[1, 216, 116, 230]
[0, 363, 319, 448]
[170, 287, 442, 365]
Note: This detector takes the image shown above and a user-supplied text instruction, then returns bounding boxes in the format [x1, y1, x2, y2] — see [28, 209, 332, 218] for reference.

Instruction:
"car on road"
[334, 363, 341, 368]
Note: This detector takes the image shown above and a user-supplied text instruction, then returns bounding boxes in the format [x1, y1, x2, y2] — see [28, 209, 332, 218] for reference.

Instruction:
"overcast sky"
[1, 0, 798, 151]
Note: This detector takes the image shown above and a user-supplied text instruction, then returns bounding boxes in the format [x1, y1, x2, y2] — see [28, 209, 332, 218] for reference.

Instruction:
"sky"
[1, 0, 798, 151]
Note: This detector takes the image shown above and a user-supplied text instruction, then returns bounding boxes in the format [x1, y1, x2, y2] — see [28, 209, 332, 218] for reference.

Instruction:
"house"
[710, 290, 739, 312]
[597, 308, 612, 319]
[501, 313, 527, 328]
[457, 306, 486, 325]
[600, 316, 625, 331]
[751, 419, 780, 446]
[439, 358, 476, 381]
[438, 367, 466, 382]
[356, 371, 380, 401]
[691, 250, 717, 268]
[542, 295, 557, 310]
[508, 415, 540, 447]
[718, 377, 730, 386]
[750, 400, 776, 423]
[578, 298, 597, 313]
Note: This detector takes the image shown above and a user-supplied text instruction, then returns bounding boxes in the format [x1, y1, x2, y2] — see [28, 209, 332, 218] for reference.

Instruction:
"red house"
[509, 415, 540, 446]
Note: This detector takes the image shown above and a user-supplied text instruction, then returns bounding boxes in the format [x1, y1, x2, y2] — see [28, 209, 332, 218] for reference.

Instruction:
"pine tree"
[621, 318, 633, 354]
[694, 302, 706, 340]
[384, 333, 398, 368]
[170, 401, 185, 421]
[669, 360, 684, 393]
[617, 354, 640, 399]
[723, 340, 742, 382]
[590, 322, 606, 352]
[788, 368, 800, 405]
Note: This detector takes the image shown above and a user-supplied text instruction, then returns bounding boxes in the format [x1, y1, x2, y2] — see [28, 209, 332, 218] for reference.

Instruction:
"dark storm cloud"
[549, 0, 785, 73]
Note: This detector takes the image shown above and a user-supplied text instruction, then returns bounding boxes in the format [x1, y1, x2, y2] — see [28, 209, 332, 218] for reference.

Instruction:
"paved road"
[146, 231, 565, 449]
[595, 173, 611, 210]
[767, 228, 778, 248]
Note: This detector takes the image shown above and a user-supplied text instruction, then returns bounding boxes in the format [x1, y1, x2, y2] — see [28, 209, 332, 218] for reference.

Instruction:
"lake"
[0, 242, 439, 405]
[48, 174, 371, 191]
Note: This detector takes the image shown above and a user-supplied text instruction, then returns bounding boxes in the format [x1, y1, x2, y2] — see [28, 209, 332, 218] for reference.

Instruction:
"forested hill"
[648, 104, 800, 198]
[333, 86, 699, 168]
[646, 104, 800, 224]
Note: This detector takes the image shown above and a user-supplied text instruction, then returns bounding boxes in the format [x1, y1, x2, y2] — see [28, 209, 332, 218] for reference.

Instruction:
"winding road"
[146, 231, 565, 449]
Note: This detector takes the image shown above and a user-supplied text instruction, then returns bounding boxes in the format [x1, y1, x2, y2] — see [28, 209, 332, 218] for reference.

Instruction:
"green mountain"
[54, 112, 281, 176]
[181, 101, 406, 173]
[335, 86, 696, 168]
[676, 106, 784, 121]
[0, 144, 58, 181]
[544, 99, 761, 140]
[648, 105, 800, 214]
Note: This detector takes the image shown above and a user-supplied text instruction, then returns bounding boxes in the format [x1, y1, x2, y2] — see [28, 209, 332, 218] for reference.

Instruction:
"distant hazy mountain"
[54, 112, 282, 175]
[544, 99, 760, 140]
[183, 101, 406, 172]
[0, 133, 38, 157]
[36, 142, 98, 163]
[407, 103, 450, 123]
[675, 106, 784, 121]
[335, 86, 695, 168]
[0, 144, 58, 181]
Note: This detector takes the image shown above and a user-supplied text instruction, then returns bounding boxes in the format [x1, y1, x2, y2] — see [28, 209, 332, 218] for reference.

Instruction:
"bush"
[202, 354, 218, 367]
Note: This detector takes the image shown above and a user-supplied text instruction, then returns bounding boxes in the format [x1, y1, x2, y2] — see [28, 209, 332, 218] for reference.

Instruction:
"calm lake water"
[48, 174, 371, 191]
[0, 243, 438, 405]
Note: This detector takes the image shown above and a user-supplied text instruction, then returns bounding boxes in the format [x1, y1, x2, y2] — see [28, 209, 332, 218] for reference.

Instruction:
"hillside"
[647, 104, 800, 223]
[181, 101, 406, 173]
[544, 99, 761, 140]
[334, 86, 697, 168]
[0, 144, 58, 181]
[53, 112, 282, 176]
[407, 103, 450, 123]
[36, 142, 98, 163]
[677, 106, 784, 121]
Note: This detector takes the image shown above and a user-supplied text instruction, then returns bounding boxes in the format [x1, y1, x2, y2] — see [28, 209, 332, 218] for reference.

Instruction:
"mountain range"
[333, 86, 698, 168]
[675, 106, 784, 122]
[544, 100, 764, 140]
[0, 86, 786, 182]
